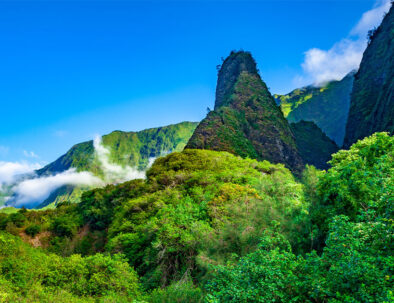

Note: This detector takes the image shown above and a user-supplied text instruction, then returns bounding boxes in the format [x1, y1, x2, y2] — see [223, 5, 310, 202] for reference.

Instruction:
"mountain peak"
[215, 51, 259, 109]
[187, 51, 305, 174]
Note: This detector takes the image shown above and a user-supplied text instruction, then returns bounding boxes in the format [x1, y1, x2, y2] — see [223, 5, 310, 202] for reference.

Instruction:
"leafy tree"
[302, 215, 393, 302]
[205, 226, 305, 302]
[50, 216, 78, 238]
[9, 212, 26, 228]
[25, 224, 41, 237]
[148, 281, 203, 303]
[312, 132, 393, 235]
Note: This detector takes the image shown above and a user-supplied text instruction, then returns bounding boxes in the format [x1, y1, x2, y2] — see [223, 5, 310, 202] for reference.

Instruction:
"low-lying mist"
[1, 136, 156, 208]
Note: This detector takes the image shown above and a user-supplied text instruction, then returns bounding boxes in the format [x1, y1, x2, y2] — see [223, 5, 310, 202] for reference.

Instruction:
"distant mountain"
[187, 51, 304, 174]
[274, 72, 354, 146]
[343, 5, 393, 148]
[7, 122, 198, 208]
[38, 122, 198, 177]
[290, 121, 338, 170]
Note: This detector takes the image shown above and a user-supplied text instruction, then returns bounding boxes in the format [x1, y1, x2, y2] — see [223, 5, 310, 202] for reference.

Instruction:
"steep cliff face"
[290, 121, 338, 170]
[275, 72, 354, 146]
[215, 51, 259, 110]
[187, 51, 304, 173]
[343, 5, 394, 148]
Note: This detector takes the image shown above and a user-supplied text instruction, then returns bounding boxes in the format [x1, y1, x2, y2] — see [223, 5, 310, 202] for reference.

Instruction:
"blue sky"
[0, 0, 389, 164]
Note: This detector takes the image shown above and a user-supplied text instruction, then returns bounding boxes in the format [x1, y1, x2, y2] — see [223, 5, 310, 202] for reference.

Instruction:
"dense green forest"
[0, 132, 392, 302]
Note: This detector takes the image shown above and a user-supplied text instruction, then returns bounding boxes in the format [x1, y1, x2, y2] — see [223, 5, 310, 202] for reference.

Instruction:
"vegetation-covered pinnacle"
[215, 51, 259, 110]
[187, 51, 304, 173]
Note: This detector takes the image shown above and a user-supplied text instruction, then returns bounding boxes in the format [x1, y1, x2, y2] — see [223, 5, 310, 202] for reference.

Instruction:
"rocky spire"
[215, 51, 259, 109]
[187, 51, 305, 174]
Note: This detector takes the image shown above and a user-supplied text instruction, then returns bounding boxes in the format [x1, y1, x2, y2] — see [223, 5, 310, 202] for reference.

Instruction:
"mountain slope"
[8, 122, 197, 209]
[38, 121, 198, 176]
[274, 72, 354, 146]
[290, 121, 338, 170]
[186, 51, 304, 173]
[343, 5, 394, 148]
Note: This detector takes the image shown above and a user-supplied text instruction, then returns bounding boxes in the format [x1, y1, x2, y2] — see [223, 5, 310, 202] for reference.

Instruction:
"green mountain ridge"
[343, 5, 394, 148]
[274, 71, 354, 146]
[38, 121, 198, 176]
[6, 122, 198, 209]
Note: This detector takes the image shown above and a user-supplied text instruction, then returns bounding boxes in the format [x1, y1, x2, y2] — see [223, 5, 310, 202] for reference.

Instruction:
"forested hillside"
[38, 121, 198, 175]
[4, 122, 197, 209]
[0, 132, 392, 302]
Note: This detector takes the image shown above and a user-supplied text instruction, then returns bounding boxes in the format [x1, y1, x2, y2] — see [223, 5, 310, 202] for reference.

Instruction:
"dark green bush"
[50, 217, 77, 238]
[9, 212, 26, 228]
[25, 224, 41, 237]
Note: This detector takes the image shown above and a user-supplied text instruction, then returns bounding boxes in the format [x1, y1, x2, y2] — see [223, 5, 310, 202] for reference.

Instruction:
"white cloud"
[297, 0, 391, 86]
[5, 135, 155, 207]
[301, 39, 365, 85]
[12, 169, 103, 207]
[93, 136, 148, 183]
[0, 161, 42, 185]
[351, 0, 392, 36]
[23, 150, 39, 159]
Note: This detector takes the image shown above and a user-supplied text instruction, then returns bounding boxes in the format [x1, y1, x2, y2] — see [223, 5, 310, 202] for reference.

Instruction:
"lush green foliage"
[0, 232, 141, 302]
[0, 133, 392, 302]
[313, 132, 393, 230]
[88, 149, 306, 288]
[31, 121, 198, 208]
[206, 133, 393, 302]
[205, 227, 304, 302]
[206, 215, 393, 302]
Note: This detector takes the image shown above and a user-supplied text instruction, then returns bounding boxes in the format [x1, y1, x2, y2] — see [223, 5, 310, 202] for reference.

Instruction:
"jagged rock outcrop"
[343, 5, 393, 148]
[186, 51, 304, 173]
[215, 51, 259, 110]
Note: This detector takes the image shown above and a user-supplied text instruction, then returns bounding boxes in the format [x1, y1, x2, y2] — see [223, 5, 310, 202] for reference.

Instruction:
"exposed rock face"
[215, 51, 259, 110]
[187, 51, 304, 174]
[343, 5, 394, 148]
[275, 72, 354, 146]
[290, 121, 338, 170]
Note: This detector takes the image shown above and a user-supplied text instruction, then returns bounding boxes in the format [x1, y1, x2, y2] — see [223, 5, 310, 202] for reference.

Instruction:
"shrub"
[50, 217, 77, 238]
[25, 224, 41, 237]
[149, 281, 203, 303]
